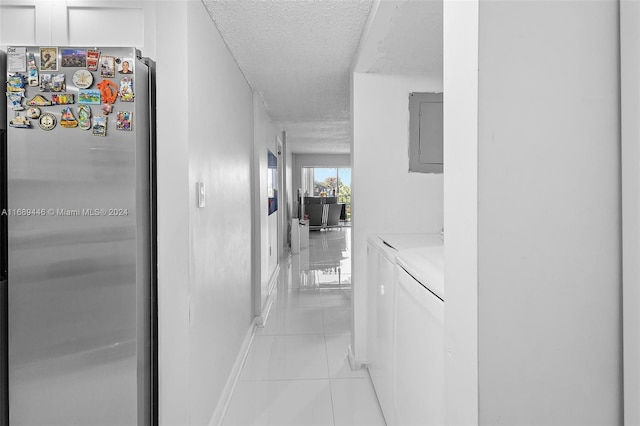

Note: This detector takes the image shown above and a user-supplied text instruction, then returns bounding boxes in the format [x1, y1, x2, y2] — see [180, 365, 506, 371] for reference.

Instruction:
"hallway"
[222, 228, 384, 425]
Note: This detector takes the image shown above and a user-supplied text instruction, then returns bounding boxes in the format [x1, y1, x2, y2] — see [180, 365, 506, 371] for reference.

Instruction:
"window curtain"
[301, 167, 314, 196]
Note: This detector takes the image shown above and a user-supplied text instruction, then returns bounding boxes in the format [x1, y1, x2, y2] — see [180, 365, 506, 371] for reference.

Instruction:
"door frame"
[621, 2, 639, 424]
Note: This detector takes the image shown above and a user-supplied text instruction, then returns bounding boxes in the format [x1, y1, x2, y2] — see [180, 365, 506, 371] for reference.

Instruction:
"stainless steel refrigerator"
[2, 46, 156, 426]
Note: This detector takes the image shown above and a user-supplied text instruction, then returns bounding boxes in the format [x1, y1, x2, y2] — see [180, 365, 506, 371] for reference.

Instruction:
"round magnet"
[72, 69, 93, 89]
[26, 107, 41, 119]
[39, 113, 57, 131]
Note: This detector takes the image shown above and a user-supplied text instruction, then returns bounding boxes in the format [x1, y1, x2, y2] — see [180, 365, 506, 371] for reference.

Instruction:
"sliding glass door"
[302, 167, 351, 221]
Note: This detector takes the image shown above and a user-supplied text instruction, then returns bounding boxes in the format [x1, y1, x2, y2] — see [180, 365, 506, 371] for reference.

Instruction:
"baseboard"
[347, 343, 366, 370]
[267, 263, 280, 296]
[208, 321, 257, 426]
[254, 264, 280, 328]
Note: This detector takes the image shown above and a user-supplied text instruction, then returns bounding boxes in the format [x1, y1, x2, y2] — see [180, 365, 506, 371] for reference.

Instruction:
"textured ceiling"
[367, 1, 443, 77]
[202, 0, 442, 154]
[203, 0, 372, 123]
[280, 121, 351, 154]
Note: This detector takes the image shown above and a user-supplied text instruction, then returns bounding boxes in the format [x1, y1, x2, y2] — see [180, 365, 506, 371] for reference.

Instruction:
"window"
[301, 167, 351, 221]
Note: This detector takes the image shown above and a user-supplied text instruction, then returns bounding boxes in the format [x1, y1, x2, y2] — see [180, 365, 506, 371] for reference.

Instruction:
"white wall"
[351, 73, 444, 364]
[442, 0, 479, 424]
[253, 94, 279, 317]
[621, 2, 640, 423]
[155, 4, 192, 425]
[477, 1, 621, 424]
[157, 2, 256, 425]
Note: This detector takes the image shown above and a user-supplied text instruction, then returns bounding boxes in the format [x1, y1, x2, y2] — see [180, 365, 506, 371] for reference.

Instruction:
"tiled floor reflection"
[223, 228, 385, 426]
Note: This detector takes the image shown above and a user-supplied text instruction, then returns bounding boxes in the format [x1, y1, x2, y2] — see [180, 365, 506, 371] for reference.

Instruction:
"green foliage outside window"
[313, 176, 351, 220]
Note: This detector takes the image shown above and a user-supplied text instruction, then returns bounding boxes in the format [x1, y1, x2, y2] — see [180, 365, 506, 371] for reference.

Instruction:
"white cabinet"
[291, 219, 300, 254]
[367, 238, 399, 425]
[299, 220, 309, 249]
[290, 219, 310, 254]
[366, 234, 444, 426]
[395, 266, 444, 426]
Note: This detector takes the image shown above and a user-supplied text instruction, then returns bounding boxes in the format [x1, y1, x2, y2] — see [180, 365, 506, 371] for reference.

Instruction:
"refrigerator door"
[6, 47, 151, 426]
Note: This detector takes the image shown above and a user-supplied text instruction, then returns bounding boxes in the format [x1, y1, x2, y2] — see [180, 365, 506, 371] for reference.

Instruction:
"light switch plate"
[197, 182, 205, 208]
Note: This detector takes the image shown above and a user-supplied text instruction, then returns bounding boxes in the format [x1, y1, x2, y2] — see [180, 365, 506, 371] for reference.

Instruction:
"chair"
[305, 204, 324, 228]
[306, 203, 343, 230]
[303, 197, 322, 204]
[323, 196, 338, 204]
[326, 203, 342, 227]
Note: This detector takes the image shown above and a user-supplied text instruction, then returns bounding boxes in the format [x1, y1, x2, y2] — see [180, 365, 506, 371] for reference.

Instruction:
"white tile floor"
[222, 227, 386, 426]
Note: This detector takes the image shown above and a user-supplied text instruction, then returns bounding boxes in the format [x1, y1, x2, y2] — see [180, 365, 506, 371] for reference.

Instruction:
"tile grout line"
[239, 377, 335, 383]
[322, 308, 338, 426]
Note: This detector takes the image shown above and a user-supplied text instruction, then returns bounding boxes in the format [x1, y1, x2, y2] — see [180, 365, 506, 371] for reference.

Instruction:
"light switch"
[197, 182, 205, 208]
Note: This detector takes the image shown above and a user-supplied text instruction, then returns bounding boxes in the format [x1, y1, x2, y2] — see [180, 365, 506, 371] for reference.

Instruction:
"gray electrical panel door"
[409, 92, 443, 173]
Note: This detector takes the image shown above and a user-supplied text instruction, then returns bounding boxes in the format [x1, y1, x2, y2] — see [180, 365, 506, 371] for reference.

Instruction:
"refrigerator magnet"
[38, 113, 56, 131]
[9, 114, 31, 128]
[100, 56, 116, 78]
[87, 49, 100, 71]
[26, 107, 41, 119]
[28, 95, 52, 106]
[116, 111, 132, 131]
[78, 105, 92, 130]
[61, 49, 87, 68]
[119, 77, 134, 102]
[60, 107, 78, 128]
[52, 74, 66, 92]
[7, 46, 26, 73]
[39, 74, 52, 91]
[72, 70, 93, 89]
[7, 92, 25, 111]
[6, 74, 26, 92]
[40, 74, 66, 92]
[40, 47, 58, 71]
[97, 80, 118, 104]
[118, 59, 133, 75]
[51, 94, 74, 105]
[27, 53, 38, 86]
[93, 116, 107, 136]
[78, 89, 101, 105]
